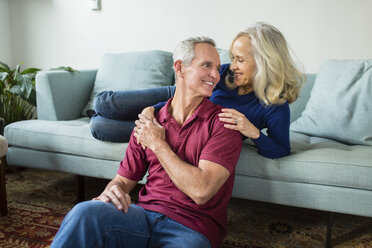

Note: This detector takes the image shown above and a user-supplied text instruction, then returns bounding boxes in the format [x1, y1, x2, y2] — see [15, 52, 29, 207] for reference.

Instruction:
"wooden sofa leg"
[325, 212, 334, 248]
[0, 156, 8, 216]
[77, 175, 85, 203]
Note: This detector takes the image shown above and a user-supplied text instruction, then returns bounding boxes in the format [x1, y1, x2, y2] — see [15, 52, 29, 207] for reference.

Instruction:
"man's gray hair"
[173, 37, 216, 66]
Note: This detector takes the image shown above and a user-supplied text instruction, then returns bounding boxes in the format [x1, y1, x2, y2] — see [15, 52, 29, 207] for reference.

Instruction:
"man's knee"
[69, 202, 150, 238]
[68, 201, 115, 221]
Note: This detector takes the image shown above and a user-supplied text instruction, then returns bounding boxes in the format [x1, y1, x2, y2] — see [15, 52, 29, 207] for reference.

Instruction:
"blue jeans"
[51, 201, 211, 248]
[90, 86, 175, 142]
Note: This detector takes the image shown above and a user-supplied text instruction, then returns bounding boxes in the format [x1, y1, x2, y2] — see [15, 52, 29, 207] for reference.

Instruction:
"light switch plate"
[89, 0, 100, 10]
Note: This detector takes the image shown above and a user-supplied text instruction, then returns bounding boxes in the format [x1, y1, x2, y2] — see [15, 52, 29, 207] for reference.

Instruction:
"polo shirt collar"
[158, 97, 214, 124]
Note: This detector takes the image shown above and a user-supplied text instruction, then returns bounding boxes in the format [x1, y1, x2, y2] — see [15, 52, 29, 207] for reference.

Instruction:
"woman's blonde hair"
[227, 22, 304, 105]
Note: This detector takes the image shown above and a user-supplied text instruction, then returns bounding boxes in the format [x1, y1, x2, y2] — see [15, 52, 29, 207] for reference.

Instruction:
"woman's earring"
[228, 70, 235, 83]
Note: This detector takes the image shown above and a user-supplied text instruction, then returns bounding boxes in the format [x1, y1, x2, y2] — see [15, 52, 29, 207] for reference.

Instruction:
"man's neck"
[168, 90, 204, 126]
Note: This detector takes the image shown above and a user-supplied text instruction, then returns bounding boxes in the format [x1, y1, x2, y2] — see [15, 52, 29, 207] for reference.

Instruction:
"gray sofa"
[3, 51, 372, 246]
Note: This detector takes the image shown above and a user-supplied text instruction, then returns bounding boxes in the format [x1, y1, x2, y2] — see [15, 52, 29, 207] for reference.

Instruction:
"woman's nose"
[230, 61, 237, 71]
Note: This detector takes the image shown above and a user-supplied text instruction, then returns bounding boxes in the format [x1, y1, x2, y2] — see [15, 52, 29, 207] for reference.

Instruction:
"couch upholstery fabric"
[291, 59, 372, 145]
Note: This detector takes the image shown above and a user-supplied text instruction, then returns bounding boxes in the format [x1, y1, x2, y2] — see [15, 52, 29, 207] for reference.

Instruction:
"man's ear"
[174, 60, 184, 79]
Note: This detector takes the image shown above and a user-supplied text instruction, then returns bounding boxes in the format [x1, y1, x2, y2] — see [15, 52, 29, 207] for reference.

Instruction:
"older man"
[51, 37, 242, 248]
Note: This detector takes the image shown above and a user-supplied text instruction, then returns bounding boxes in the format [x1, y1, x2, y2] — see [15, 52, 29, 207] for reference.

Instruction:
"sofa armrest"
[36, 70, 97, 120]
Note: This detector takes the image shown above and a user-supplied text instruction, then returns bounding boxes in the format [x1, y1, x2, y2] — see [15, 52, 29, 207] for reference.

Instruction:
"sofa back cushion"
[217, 48, 231, 64]
[82, 50, 175, 116]
[289, 74, 316, 123]
[291, 59, 372, 145]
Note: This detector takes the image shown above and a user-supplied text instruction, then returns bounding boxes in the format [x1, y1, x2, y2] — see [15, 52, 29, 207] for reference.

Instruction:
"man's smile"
[204, 81, 214, 86]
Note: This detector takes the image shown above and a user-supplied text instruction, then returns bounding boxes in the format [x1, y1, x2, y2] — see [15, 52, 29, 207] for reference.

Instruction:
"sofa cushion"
[6, 119, 372, 191]
[5, 118, 127, 161]
[236, 132, 372, 191]
[82, 50, 175, 116]
[290, 59, 372, 145]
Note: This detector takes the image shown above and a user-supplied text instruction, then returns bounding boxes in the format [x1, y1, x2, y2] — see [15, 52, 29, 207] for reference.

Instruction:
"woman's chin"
[235, 80, 251, 88]
[234, 82, 243, 87]
[234, 78, 243, 86]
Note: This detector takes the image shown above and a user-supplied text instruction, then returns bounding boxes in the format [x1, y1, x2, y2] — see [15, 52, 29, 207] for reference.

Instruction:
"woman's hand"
[218, 108, 260, 139]
[134, 114, 166, 151]
[141, 106, 155, 120]
[134, 107, 156, 149]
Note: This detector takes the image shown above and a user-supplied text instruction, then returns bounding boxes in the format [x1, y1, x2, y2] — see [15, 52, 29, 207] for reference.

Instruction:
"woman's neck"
[238, 84, 254, 95]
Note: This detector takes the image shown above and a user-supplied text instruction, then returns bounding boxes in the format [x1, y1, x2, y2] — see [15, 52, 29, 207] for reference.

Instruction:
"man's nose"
[210, 68, 220, 81]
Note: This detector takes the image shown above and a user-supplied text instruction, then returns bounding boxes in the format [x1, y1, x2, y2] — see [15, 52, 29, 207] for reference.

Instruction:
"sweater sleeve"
[152, 85, 176, 112]
[153, 101, 167, 112]
[251, 103, 291, 159]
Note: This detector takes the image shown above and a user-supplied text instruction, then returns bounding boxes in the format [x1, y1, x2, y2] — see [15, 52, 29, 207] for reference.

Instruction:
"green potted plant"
[0, 62, 76, 126]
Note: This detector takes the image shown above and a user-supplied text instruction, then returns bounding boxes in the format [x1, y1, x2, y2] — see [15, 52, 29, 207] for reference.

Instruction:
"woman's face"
[230, 36, 256, 89]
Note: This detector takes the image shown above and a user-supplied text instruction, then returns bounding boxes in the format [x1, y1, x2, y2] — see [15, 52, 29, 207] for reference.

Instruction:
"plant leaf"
[49, 66, 79, 72]
[24, 78, 33, 98]
[14, 72, 33, 99]
[26, 88, 37, 106]
[0, 94, 35, 125]
[0, 79, 5, 91]
[0, 61, 10, 72]
[9, 84, 23, 96]
[0, 72, 8, 81]
[15, 63, 22, 73]
[21, 67, 41, 74]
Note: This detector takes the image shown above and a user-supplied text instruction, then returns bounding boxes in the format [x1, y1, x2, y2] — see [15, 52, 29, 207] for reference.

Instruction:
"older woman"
[90, 22, 303, 159]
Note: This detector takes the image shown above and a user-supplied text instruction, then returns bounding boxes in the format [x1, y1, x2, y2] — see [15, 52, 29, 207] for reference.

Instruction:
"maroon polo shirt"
[117, 97, 242, 248]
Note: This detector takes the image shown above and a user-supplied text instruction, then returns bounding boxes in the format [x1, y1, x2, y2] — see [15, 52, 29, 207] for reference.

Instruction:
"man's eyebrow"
[203, 60, 219, 66]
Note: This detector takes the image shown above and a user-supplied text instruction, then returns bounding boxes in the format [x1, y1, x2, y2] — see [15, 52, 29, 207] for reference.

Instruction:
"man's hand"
[134, 114, 165, 151]
[93, 179, 132, 213]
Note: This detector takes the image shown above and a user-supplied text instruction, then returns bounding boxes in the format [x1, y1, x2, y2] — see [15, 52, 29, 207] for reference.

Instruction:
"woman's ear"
[174, 60, 184, 79]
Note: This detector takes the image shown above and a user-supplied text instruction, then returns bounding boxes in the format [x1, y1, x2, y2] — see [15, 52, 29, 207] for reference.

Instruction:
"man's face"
[181, 43, 221, 97]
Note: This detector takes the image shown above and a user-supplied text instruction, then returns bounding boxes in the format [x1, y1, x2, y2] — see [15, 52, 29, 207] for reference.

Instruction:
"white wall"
[9, 0, 372, 73]
[0, 0, 13, 67]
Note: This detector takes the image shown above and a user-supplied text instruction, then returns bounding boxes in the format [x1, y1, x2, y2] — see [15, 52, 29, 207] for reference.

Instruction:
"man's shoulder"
[201, 98, 224, 118]
[202, 99, 241, 136]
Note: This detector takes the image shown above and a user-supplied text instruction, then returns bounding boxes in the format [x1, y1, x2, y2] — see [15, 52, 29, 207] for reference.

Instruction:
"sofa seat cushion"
[5, 118, 127, 161]
[236, 131, 372, 191]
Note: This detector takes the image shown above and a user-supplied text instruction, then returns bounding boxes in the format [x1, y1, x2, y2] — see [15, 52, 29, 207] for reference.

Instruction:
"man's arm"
[134, 115, 231, 205]
[93, 174, 137, 212]
[152, 144, 230, 205]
